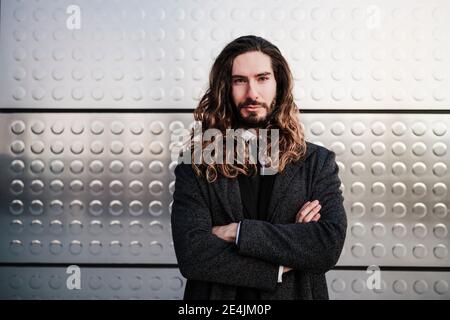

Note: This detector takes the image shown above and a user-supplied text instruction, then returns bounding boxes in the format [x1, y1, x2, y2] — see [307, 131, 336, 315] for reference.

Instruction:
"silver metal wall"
[0, 0, 449, 299]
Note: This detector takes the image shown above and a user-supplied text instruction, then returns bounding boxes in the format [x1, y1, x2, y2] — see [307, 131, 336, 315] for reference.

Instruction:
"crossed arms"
[171, 151, 347, 292]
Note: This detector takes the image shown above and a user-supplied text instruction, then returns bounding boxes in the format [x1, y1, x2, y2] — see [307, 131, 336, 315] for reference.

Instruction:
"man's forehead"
[231, 52, 273, 76]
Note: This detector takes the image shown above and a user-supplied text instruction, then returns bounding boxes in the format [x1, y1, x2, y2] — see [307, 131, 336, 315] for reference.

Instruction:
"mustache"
[238, 99, 268, 109]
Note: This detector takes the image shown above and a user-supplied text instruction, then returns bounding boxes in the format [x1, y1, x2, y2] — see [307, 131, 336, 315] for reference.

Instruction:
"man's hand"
[212, 223, 239, 243]
[295, 200, 321, 223]
[283, 201, 322, 275]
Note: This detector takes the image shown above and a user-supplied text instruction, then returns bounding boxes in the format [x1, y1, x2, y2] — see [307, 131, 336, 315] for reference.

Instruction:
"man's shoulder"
[303, 141, 334, 163]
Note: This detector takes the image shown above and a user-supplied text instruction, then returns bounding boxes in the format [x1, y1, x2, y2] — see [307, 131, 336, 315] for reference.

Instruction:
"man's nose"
[246, 81, 259, 101]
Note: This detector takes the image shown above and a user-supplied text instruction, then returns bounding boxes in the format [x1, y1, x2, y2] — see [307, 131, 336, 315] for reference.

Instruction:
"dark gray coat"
[171, 141, 347, 300]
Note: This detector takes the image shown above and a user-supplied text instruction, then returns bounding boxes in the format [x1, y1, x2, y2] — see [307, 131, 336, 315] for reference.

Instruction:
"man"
[171, 35, 347, 300]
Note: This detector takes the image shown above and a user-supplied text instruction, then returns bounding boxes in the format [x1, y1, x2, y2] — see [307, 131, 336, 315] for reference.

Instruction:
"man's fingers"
[296, 200, 320, 222]
[303, 205, 321, 222]
[312, 214, 321, 222]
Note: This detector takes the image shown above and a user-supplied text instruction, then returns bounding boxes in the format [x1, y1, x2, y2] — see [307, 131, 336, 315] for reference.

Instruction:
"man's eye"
[259, 77, 269, 81]
[234, 79, 245, 84]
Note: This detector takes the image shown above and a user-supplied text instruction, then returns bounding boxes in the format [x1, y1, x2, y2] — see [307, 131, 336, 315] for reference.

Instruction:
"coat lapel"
[211, 142, 317, 223]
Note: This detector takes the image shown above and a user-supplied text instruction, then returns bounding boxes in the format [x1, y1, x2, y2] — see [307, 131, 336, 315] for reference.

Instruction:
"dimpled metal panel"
[301, 114, 450, 267]
[326, 270, 450, 299]
[0, 266, 184, 299]
[0, 113, 198, 263]
[0, 0, 449, 109]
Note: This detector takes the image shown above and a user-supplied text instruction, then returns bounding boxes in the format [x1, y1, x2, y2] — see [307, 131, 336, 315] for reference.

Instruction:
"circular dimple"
[69, 220, 83, 235]
[148, 221, 164, 234]
[392, 182, 407, 196]
[371, 182, 386, 196]
[89, 200, 103, 216]
[49, 220, 63, 234]
[30, 159, 45, 173]
[149, 181, 164, 195]
[88, 220, 103, 235]
[412, 202, 427, 218]
[30, 200, 44, 215]
[110, 141, 124, 154]
[433, 142, 447, 156]
[129, 241, 143, 256]
[432, 162, 447, 177]
[109, 200, 123, 216]
[412, 244, 428, 259]
[90, 141, 104, 154]
[371, 162, 386, 176]
[392, 223, 407, 238]
[130, 142, 144, 155]
[310, 122, 325, 136]
[30, 179, 44, 194]
[391, 162, 407, 176]
[10, 179, 24, 195]
[391, 142, 407, 156]
[393, 280, 408, 294]
[69, 240, 82, 255]
[89, 160, 104, 174]
[392, 244, 407, 258]
[149, 200, 163, 216]
[432, 122, 447, 136]
[433, 182, 447, 197]
[392, 202, 407, 218]
[351, 279, 365, 293]
[11, 121, 26, 134]
[413, 280, 429, 294]
[351, 142, 366, 156]
[330, 142, 346, 155]
[9, 239, 24, 254]
[130, 122, 144, 135]
[351, 223, 366, 237]
[372, 223, 386, 238]
[412, 183, 427, 197]
[129, 220, 143, 235]
[351, 202, 365, 217]
[89, 240, 103, 255]
[150, 241, 163, 256]
[433, 203, 447, 218]
[413, 223, 428, 238]
[49, 240, 63, 255]
[350, 122, 365, 136]
[351, 162, 365, 175]
[371, 142, 386, 156]
[50, 160, 64, 174]
[49, 179, 64, 194]
[434, 280, 449, 295]
[10, 140, 25, 154]
[129, 160, 144, 174]
[351, 243, 366, 258]
[129, 180, 143, 194]
[433, 224, 448, 238]
[70, 160, 84, 174]
[412, 122, 427, 136]
[50, 141, 64, 154]
[412, 162, 427, 176]
[351, 182, 365, 196]
[149, 141, 164, 155]
[10, 160, 25, 174]
[30, 219, 44, 234]
[371, 202, 386, 218]
[149, 161, 164, 174]
[70, 141, 84, 154]
[10, 219, 24, 234]
[371, 122, 386, 136]
[331, 278, 346, 292]
[150, 121, 165, 135]
[330, 122, 346, 136]
[30, 240, 43, 255]
[109, 241, 122, 255]
[110, 121, 124, 134]
[31, 121, 45, 134]
[109, 160, 124, 174]
[129, 200, 144, 216]
[433, 244, 448, 259]
[49, 200, 64, 215]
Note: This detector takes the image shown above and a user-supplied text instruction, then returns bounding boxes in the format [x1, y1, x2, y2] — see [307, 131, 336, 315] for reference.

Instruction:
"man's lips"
[243, 104, 261, 109]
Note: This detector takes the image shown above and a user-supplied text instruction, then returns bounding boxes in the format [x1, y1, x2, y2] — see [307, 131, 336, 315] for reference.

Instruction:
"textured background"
[0, 0, 449, 299]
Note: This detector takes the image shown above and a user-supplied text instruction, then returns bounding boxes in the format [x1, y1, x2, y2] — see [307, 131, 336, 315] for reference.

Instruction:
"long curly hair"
[189, 35, 307, 183]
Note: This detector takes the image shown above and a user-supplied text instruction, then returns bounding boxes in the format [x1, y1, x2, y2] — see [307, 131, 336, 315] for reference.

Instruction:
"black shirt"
[235, 165, 276, 299]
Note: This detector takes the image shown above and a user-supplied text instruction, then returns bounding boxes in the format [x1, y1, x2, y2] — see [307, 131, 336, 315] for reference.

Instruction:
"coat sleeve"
[171, 163, 280, 291]
[236, 150, 347, 274]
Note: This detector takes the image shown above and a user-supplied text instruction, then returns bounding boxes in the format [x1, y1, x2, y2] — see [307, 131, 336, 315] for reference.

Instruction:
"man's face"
[231, 51, 277, 128]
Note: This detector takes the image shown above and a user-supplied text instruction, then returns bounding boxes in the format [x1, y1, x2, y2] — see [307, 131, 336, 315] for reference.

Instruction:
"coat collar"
[212, 142, 318, 223]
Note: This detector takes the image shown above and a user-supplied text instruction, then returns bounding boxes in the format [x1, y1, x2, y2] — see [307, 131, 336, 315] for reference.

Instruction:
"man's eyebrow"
[231, 72, 272, 78]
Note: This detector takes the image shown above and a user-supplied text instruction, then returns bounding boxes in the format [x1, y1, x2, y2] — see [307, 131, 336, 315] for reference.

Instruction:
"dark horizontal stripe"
[1, 108, 450, 114]
[1, 262, 450, 272]
[0, 262, 179, 268]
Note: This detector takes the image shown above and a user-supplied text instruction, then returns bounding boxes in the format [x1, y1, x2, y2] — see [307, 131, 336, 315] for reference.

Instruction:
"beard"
[236, 98, 276, 128]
